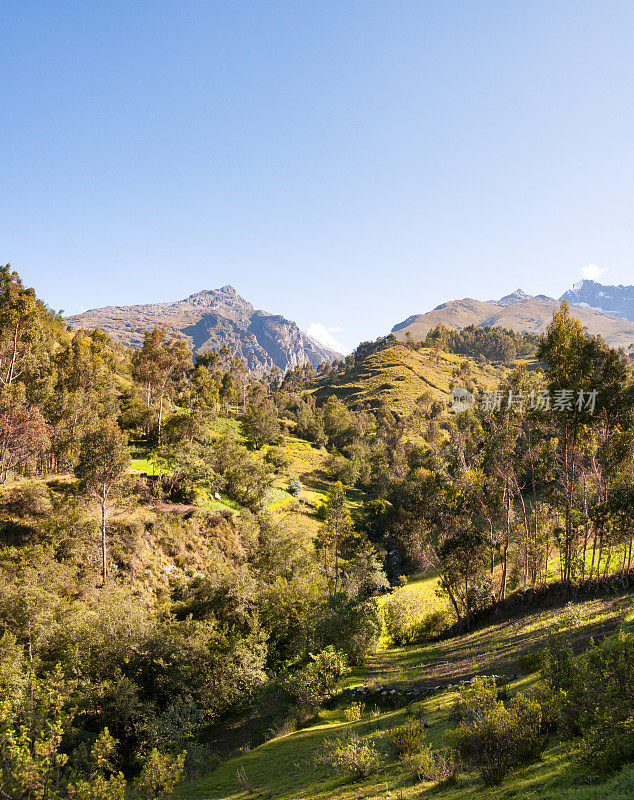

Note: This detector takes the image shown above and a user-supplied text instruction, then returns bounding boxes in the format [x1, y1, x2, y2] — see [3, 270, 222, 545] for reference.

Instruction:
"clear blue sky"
[2, 1, 633, 352]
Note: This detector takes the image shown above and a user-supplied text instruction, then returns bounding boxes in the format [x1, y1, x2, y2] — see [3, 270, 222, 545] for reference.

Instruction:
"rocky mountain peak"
[65, 285, 341, 376]
[560, 280, 634, 322]
[498, 289, 531, 304]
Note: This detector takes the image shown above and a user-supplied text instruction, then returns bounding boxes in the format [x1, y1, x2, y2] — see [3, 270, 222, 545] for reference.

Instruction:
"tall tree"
[75, 422, 130, 585]
[0, 398, 50, 483]
[538, 302, 628, 587]
[317, 482, 356, 598]
[0, 265, 58, 400]
[131, 327, 193, 445]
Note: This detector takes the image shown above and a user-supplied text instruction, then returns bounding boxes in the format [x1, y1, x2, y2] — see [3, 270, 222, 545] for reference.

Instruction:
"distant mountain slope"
[65, 285, 341, 375]
[391, 290, 634, 350]
[313, 343, 503, 415]
[560, 279, 634, 322]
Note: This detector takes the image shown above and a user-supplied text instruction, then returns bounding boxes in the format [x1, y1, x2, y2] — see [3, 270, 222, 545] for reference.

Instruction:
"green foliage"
[313, 595, 382, 665]
[0, 670, 150, 800]
[133, 749, 186, 800]
[408, 745, 458, 784]
[281, 646, 349, 714]
[383, 588, 432, 645]
[242, 402, 282, 449]
[425, 323, 538, 364]
[343, 702, 365, 723]
[321, 732, 381, 781]
[544, 631, 634, 771]
[389, 718, 425, 757]
[75, 422, 130, 496]
[452, 678, 546, 785]
[264, 445, 290, 472]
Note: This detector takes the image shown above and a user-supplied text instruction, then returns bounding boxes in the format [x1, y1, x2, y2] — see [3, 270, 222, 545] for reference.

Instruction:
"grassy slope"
[177, 585, 634, 800]
[312, 344, 507, 416]
[129, 417, 334, 518]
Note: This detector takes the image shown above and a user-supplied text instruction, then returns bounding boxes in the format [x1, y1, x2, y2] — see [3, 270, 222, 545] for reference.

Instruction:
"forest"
[0, 263, 633, 799]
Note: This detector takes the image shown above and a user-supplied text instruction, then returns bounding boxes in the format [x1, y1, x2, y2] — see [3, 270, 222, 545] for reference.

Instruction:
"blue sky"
[2, 1, 633, 353]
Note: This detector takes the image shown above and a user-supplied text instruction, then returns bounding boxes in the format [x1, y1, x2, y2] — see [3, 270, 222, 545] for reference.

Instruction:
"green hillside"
[176, 586, 634, 800]
[313, 344, 507, 415]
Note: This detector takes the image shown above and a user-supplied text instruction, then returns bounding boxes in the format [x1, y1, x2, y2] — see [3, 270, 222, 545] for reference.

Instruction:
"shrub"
[314, 596, 382, 666]
[408, 745, 458, 784]
[453, 699, 515, 785]
[281, 647, 350, 715]
[507, 693, 543, 762]
[544, 631, 634, 772]
[287, 475, 303, 497]
[344, 702, 365, 723]
[322, 732, 381, 780]
[264, 446, 290, 472]
[382, 589, 431, 645]
[134, 748, 186, 800]
[518, 650, 544, 673]
[389, 718, 425, 757]
[451, 678, 546, 786]
[410, 609, 451, 641]
[554, 602, 583, 630]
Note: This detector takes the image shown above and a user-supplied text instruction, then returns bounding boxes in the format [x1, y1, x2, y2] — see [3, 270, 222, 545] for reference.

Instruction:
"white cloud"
[307, 322, 348, 354]
[580, 263, 607, 281]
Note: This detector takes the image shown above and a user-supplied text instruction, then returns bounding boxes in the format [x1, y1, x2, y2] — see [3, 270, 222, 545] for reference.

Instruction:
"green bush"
[382, 588, 431, 645]
[264, 446, 290, 472]
[322, 732, 381, 780]
[544, 631, 634, 772]
[410, 609, 451, 641]
[281, 647, 350, 715]
[408, 745, 458, 784]
[452, 678, 546, 786]
[344, 702, 365, 723]
[554, 602, 583, 630]
[518, 650, 544, 673]
[389, 718, 425, 757]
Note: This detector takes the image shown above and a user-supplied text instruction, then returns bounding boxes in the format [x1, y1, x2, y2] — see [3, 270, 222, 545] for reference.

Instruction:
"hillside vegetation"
[313, 343, 506, 415]
[177, 584, 634, 800]
[0, 264, 633, 800]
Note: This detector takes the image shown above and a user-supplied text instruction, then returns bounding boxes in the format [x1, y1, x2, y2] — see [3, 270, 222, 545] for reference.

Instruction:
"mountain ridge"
[65, 286, 341, 376]
[392, 284, 634, 349]
[560, 279, 634, 322]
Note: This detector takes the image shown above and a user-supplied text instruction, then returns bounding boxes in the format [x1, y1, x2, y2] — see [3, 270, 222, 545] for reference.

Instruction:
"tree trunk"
[157, 393, 164, 447]
[101, 495, 107, 585]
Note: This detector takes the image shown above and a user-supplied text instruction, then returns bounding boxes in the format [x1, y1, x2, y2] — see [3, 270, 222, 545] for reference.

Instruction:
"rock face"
[65, 285, 341, 375]
[391, 289, 634, 350]
[560, 280, 634, 323]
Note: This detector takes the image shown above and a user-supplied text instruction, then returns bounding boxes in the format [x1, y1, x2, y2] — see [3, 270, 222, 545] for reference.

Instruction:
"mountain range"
[65, 280, 634, 376]
[392, 281, 634, 350]
[65, 285, 341, 376]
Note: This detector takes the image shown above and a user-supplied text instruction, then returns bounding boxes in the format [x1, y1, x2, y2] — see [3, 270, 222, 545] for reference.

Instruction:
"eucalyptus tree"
[75, 422, 130, 585]
[131, 327, 193, 445]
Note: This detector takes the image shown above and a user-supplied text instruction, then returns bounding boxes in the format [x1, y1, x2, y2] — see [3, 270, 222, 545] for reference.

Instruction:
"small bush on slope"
[389, 718, 425, 757]
[451, 678, 547, 785]
[408, 745, 458, 785]
[545, 631, 634, 772]
[321, 732, 381, 781]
